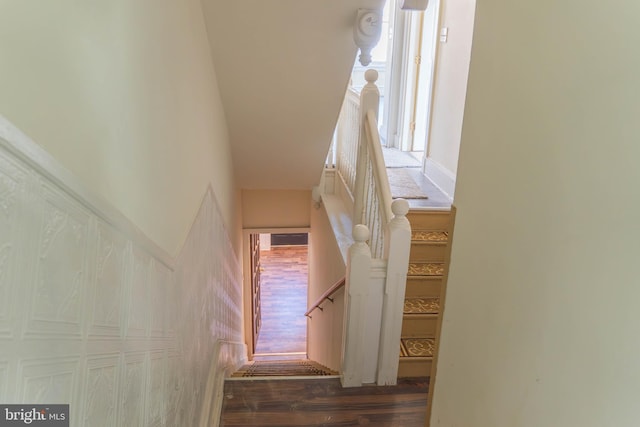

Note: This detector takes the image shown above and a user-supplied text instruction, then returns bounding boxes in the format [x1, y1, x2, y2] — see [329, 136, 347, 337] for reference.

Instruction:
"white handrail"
[364, 110, 393, 226]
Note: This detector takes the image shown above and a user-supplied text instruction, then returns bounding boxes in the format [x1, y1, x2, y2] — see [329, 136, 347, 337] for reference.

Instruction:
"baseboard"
[321, 166, 355, 215]
[200, 340, 248, 427]
[423, 158, 456, 201]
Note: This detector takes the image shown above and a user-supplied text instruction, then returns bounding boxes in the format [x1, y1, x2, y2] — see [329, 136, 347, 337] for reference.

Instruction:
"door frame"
[249, 233, 262, 353]
[241, 227, 311, 360]
[384, 0, 442, 155]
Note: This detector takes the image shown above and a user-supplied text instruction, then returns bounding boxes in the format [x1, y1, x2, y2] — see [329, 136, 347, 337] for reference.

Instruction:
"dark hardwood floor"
[220, 377, 429, 426]
[254, 245, 308, 355]
[229, 243, 429, 426]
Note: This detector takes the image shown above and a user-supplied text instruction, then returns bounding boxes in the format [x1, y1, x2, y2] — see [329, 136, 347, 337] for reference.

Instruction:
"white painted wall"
[0, 120, 244, 426]
[308, 201, 347, 372]
[423, 0, 475, 196]
[0, 0, 238, 255]
[431, 1, 640, 426]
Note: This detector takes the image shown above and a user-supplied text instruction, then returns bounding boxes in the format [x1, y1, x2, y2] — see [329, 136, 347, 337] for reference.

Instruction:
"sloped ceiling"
[202, 0, 384, 190]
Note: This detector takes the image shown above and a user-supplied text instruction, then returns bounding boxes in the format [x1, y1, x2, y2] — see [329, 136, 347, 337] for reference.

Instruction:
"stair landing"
[220, 377, 429, 426]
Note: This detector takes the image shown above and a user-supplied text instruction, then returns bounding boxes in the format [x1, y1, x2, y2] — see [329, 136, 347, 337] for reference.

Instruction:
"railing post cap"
[364, 69, 378, 84]
[353, 224, 370, 242]
[391, 198, 410, 217]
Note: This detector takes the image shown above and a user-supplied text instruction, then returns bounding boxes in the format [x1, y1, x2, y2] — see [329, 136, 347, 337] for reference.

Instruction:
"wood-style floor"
[254, 245, 308, 355]
[220, 377, 429, 426]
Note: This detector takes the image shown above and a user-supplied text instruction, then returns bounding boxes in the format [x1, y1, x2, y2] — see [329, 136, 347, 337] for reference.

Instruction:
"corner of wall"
[423, 157, 456, 201]
[198, 340, 247, 427]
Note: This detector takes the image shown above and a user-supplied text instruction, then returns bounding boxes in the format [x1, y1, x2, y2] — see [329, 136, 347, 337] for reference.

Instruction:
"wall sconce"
[353, 9, 383, 66]
[401, 0, 430, 10]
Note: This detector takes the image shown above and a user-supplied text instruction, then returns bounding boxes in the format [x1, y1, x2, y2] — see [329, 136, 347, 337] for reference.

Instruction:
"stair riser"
[410, 243, 447, 262]
[397, 209, 452, 382]
[405, 277, 441, 298]
[406, 211, 450, 230]
[398, 359, 432, 377]
[231, 360, 336, 377]
[402, 316, 438, 337]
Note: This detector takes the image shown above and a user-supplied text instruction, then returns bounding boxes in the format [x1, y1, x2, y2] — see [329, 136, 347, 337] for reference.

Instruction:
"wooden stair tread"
[400, 337, 436, 358]
[404, 297, 439, 315]
[411, 230, 448, 243]
[408, 262, 445, 276]
[231, 360, 337, 377]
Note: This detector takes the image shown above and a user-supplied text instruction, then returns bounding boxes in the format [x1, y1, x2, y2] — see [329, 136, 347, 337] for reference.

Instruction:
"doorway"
[244, 231, 309, 361]
[348, 0, 442, 167]
[384, 0, 440, 157]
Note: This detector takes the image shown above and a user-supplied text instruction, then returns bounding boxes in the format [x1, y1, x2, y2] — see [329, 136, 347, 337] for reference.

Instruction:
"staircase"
[325, 66, 456, 384]
[398, 209, 452, 377]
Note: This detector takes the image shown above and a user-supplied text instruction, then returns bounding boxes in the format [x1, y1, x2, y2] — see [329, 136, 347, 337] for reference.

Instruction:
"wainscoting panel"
[176, 186, 246, 426]
[0, 116, 245, 426]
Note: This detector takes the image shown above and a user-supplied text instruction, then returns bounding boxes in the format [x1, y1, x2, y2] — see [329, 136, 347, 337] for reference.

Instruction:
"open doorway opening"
[246, 232, 309, 361]
[382, 0, 441, 165]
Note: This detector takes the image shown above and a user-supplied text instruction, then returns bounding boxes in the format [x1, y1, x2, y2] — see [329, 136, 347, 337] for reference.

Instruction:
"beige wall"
[426, 0, 476, 176]
[241, 190, 311, 229]
[307, 201, 347, 371]
[431, 1, 640, 426]
[0, 0, 239, 255]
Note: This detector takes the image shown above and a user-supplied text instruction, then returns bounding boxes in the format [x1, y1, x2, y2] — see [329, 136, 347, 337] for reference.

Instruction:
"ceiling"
[202, 0, 385, 190]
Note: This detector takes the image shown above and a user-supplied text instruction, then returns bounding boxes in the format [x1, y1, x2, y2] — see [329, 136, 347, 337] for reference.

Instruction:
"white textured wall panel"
[0, 116, 245, 426]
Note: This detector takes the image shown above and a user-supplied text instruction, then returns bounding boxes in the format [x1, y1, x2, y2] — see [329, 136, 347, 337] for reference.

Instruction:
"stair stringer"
[398, 208, 453, 378]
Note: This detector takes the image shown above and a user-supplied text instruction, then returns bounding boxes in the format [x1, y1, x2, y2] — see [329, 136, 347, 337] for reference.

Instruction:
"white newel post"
[341, 225, 372, 387]
[352, 69, 380, 225]
[376, 199, 412, 385]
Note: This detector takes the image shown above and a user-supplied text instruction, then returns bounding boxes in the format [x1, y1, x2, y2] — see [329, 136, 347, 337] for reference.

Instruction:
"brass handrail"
[305, 277, 346, 318]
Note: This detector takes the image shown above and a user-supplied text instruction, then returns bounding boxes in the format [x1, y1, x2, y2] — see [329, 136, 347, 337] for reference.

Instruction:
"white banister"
[341, 225, 373, 387]
[365, 110, 393, 225]
[326, 66, 414, 387]
[377, 199, 412, 385]
[353, 69, 380, 226]
[335, 89, 360, 194]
